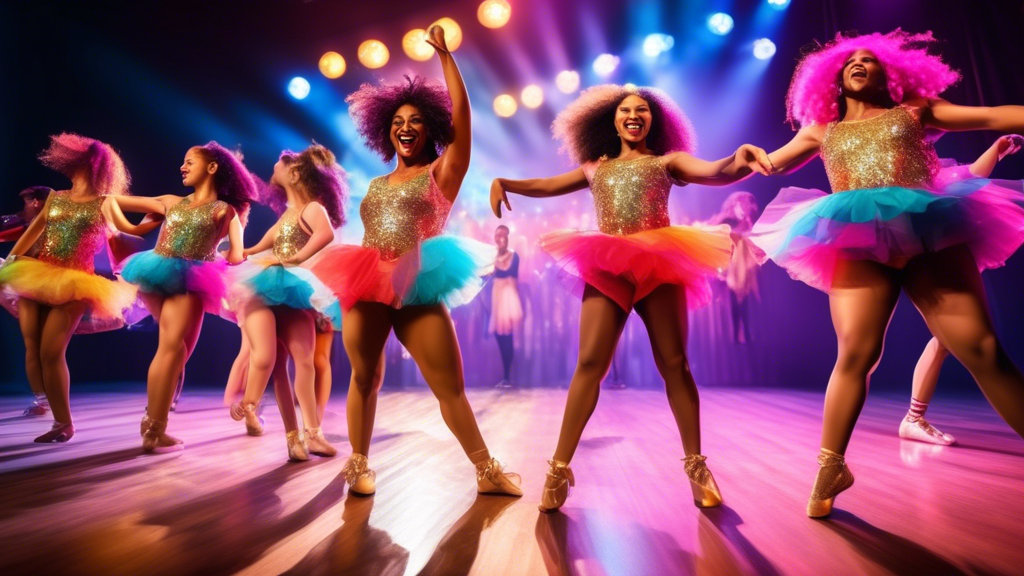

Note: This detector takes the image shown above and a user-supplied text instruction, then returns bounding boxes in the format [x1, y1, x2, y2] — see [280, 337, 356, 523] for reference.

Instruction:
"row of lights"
[491, 71, 582, 117]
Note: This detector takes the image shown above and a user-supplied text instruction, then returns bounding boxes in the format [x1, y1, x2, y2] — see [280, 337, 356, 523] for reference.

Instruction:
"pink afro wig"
[786, 29, 961, 128]
[38, 133, 131, 196]
[552, 84, 696, 165]
[346, 75, 453, 163]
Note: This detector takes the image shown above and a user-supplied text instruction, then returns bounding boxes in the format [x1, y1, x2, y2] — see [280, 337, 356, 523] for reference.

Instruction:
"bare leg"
[146, 294, 203, 431]
[224, 330, 251, 405]
[240, 302, 277, 406]
[271, 340, 298, 433]
[33, 301, 86, 442]
[314, 329, 334, 422]
[341, 302, 392, 456]
[904, 245, 1024, 440]
[902, 337, 956, 445]
[278, 308, 318, 429]
[17, 299, 48, 410]
[551, 286, 630, 463]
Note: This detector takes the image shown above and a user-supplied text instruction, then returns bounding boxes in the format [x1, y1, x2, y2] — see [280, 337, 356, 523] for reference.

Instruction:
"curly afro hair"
[193, 142, 258, 225]
[346, 75, 453, 163]
[39, 133, 131, 196]
[271, 144, 348, 228]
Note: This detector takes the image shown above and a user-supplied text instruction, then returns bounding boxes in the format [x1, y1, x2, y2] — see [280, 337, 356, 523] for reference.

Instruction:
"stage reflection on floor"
[1, 388, 1021, 575]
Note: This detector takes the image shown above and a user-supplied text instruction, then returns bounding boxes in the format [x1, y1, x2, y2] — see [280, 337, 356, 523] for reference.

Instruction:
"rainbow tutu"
[751, 179, 1024, 292]
[121, 250, 227, 314]
[539, 224, 732, 311]
[312, 234, 493, 310]
[0, 257, 137, 334]
[226, 254, 342, 330]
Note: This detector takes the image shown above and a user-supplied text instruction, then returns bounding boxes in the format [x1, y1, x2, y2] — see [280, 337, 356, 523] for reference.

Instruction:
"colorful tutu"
[539, 225, 733, 311]
[226, 254, 342, 330]
[489, 279, 523, 335]
[312, 234, 494, 310]
[121, 250, 227, 314]
[751, 179, 1024, 292]
[0, 257, 137, 334]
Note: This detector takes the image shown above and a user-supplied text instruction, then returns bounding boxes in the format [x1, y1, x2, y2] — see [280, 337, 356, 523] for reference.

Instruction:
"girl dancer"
[707, 192, 762, 344]
[752, 30, 1024, 517]
[312, 26, 522, 497]
[117, 142, 255, 453]
[490, 224, 523, 388]
[901, 134, 1024, 445]
[226, 144, 345, 461]
[490, 84, 772, 512]
[0, 134, 139, 442]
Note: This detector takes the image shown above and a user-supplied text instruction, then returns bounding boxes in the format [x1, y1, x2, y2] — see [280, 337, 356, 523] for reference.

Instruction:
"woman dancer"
[900, 134, 1024, 445]
[117, 142, 255, 453]
[751, 30, 1024, 517]
[0, 134, 140, 442]
[490, 84, 772, 512]
[708, 192, 762, 344]
[226, 144, 345, 461]
[312, 26, 522, 497]
[490, 224, 523, 388]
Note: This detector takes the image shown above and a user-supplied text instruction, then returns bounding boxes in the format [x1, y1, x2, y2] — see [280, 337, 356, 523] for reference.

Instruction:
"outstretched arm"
[114, 194, 176, 215]
[969, 134, 1023, 178]
[426, 25, 471, 202]
[283, 203, 334, 265]
[490, 169, 589, 217]
[243, 222, 280, 259]
[765, 125, 824, 176]
[102, 196, 158, 236]
[666, 144, 773, 186]
[4, 193, 53, 260]
[922, 98, 1024, 133]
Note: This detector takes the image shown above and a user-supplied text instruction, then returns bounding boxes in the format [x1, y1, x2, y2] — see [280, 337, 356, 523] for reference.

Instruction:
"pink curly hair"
[786, 29, 961, 128]
[552, 84, 696, 165]
[346, 75, 453, 163]
[38, 133, 131, 196]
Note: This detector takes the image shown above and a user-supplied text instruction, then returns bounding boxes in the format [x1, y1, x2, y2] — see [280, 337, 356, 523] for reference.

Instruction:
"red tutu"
[540, 225, 733, 311]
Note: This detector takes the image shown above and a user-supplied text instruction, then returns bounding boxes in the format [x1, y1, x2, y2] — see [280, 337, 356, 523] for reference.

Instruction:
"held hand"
[425, 25, 449, 54]
[490, 179, 512, 218]
[736, 144, 774, 176]
[997, 134, 1024, 160]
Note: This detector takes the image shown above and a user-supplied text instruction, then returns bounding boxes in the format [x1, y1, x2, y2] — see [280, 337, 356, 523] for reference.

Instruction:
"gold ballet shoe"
[286, 430, 309, 462]
[539, 459, 574, 512]
[683, 454, 723, 508]
[476, 457, 523, 497]
[807, 447, 855, 518]
[230, 401, 264, 436]
[140, 413, 152, 437]
[142, 417, 184, 454]
[343, 453, 376, 495]
[305, 427, 337, 457]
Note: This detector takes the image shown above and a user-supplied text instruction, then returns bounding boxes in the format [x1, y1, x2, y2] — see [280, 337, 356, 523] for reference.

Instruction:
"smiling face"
[841, 49, 886, 96]
[614, 94, 653, 145]
[181, 147, 216, 188]
[391, 103, 429, 161]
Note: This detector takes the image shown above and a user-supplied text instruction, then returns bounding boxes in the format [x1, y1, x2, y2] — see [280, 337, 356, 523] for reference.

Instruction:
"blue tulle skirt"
[226, 255, 342, 329]
[121, 250, 227, 313]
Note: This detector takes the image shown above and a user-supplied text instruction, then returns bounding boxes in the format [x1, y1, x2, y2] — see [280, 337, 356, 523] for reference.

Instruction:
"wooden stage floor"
[0, 387, 1022, 576]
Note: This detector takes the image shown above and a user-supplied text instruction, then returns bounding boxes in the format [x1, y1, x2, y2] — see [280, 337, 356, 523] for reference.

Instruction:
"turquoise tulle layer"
[121, 250, 227, 313]
[239, 264, 342, 330]
[401, 235, 494, 307]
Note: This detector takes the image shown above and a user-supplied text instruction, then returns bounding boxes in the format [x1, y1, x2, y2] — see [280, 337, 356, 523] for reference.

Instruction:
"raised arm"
[666, 144, 773, 186]
[921, 98, 1024, 133]
[490, 168, 589, 217]
[283, 203, 334, 265]
[969, 134, 1023, 178]
[3, 193, 53, 260]
[426, 25, 470, 202]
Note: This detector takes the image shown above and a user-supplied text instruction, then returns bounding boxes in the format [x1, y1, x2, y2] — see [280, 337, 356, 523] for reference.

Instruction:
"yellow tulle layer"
[0, 257, 137, 319]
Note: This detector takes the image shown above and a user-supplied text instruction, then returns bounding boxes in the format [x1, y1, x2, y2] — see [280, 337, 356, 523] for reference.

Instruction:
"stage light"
[358, 39, 389, 69]
[403, 29, 433, 61]
[318, 52, 346, 79]
[753, 38, 776, 60]
[642, 33, 674, 58]
[707, 13, 734, 35]
[478, 0, 511, 29]
[521, 84, 544, 109]
[767, 0, 791, 8]
[592, 53, 620, 77]
[555, 70, 580, 93]
[493, 94, 518, 117]
[288, 77, 310, 100]
[430, 17, 463, 51]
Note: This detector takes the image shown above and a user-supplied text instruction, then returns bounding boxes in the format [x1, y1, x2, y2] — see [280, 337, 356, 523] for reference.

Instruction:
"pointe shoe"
[23, 398, 49, 417]
[230, 401, 264, 436]
[305, 427, 337, 457]
[286, 430, 309, 462]
[807, 448, 855, 518]
[539, 460, 573, 512]
[34, 421, 75, 443]
[899, 416, 956, 446]
[476, 457, 523, 497]
[344, 453, 376, 495]
[140, 413, 152, 437]
[683, 454, 723, 508]
[142, 417, 184, 454]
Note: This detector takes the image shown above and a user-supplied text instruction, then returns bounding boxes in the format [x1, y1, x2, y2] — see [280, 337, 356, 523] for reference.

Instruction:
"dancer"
[117, 142, 255, 453]
[901, 134, 1024, 445]
[490, 224, 523, 388]
[751, 30, 1024, 517]
[226, 144, 345, 461]
[312, 25, 522, 497]
[0, 134, 140, 442]
[707, 192, 762, 344]
[490, 84, 772, 512]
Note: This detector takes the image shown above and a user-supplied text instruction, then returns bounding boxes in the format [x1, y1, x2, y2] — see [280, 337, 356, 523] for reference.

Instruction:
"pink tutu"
[539, 225, 733, 311]
[489, 279, 523, 335]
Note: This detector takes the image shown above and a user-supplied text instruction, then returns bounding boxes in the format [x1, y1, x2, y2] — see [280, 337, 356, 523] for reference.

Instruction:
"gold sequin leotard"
[360, 166, 451, 261]
[36, 192, 107, 272]
[154, 196, 228, 261]
[273, 208, 312, 261]
[587, 155, 680, 235]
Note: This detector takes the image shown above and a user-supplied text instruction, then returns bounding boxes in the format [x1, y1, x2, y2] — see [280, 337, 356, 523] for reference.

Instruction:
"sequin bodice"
[821, 106, 939, 193]
[37, 192, 106, 272]
[154, 196, 226, 261]
[273, 209, 311, 261]
[360, 167, 451, 261]
[589, 155, 675, 235]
